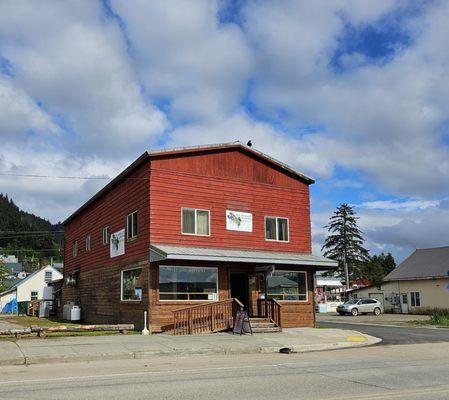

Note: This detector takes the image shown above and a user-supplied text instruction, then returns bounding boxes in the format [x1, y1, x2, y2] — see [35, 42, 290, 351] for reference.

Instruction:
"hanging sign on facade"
[110, 229, 125, 258]
[226, 210, 253, 232]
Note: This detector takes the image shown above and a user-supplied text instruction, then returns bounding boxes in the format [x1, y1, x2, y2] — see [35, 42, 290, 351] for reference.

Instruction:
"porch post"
[264, 271, 268, 318]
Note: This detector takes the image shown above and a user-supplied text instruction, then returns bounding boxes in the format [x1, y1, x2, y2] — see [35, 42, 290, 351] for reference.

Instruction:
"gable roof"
[384, 246, 449, 281]
[63, 142, 314, 225]
[0, 265, 60, 296]
[4, 262, 23, 274]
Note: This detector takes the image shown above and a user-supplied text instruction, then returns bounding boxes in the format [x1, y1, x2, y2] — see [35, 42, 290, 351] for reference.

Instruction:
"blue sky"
[1, 0, 449, 263]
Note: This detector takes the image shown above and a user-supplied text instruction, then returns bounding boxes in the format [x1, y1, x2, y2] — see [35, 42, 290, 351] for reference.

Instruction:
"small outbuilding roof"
[150, 244, 338, 268]
[384, 246, 449, 281]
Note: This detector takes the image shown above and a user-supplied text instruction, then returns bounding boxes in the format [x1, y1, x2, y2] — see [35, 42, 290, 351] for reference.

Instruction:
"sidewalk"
[0, 327, 380, 366]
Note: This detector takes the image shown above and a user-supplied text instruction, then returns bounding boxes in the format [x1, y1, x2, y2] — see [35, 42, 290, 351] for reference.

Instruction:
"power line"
[0, 248, 63, 253]
[0, 232, 64, 239]
[0, 231, 64, 234]
[0, 172, 150, 180]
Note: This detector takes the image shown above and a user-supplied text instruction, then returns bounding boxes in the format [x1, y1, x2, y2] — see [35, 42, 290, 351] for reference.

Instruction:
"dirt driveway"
[316, 312, 430, 326]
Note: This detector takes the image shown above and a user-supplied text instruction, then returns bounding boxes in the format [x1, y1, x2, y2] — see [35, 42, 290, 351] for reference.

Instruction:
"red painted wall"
[64, 147, 312, 276]
[149, 149, 312, 253]
[63, 161, 151, 275]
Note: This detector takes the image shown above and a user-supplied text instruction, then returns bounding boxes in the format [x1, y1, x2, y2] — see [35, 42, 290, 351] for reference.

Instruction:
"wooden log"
[30, 324, 134, 333]
[0, 328, 31, 336]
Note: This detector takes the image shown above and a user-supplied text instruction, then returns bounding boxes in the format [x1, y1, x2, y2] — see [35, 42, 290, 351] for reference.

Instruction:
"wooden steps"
[249, 317, 281, 333]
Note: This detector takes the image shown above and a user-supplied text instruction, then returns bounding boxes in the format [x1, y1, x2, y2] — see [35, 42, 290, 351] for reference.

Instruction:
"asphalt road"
[1, 343, 449, 399]
[317, 321, 449, 345]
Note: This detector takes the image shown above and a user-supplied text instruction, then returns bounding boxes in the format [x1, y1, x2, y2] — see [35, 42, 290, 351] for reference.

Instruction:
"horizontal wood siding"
[150, 151, 311, 253]
[60, 260, 150, 329]
[152, 148, 308, 188]
[63, 160, 151, 275]
[149, 261, 314, 332]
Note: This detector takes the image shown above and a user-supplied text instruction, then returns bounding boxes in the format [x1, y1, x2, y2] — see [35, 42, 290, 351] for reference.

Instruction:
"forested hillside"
[0, 194, 63, 269]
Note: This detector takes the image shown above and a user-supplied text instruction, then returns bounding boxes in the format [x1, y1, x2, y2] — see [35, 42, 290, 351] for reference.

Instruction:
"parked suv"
[336, 297, 383, 316]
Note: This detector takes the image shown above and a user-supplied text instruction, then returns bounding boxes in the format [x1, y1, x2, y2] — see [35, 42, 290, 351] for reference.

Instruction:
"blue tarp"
[2, 297, 18, 314]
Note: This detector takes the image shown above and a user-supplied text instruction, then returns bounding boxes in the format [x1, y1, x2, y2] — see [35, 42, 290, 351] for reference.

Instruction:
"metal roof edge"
[149, 244, 337, 267]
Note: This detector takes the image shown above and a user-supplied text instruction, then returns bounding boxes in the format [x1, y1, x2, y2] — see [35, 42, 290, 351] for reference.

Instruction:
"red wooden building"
[62, 142, 337, 333]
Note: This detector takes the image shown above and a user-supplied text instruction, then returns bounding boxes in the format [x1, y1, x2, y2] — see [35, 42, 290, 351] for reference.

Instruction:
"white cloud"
[110, 0, 253, 122]
[359, 199, 440, 211]
[0, 76, 59, 141]
[0, 0, 449, 264]
[242, 0, 449, 197]
[0, 0, 168, 158]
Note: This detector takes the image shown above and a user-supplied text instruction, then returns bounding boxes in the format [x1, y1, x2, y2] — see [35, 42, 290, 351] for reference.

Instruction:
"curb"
[5, 334, 381, 366]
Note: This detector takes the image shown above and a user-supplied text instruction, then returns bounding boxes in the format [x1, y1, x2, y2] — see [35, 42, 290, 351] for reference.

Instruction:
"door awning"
[150, 244, 338, 268]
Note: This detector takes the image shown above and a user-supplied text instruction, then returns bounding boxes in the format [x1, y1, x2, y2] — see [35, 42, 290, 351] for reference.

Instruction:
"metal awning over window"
[150, 244, 337, 269]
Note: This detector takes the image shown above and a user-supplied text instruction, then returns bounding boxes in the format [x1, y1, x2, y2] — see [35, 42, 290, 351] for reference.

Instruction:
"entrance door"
[230, 273, 249, 311]
[400, 293, 409, 314]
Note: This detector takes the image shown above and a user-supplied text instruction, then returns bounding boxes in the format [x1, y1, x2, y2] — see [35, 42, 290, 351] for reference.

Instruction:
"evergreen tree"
[359, 253, 396, 287]
[322, 204, 370, 288]
[0, 260, 10, 292]
[0, 193, 63, 264]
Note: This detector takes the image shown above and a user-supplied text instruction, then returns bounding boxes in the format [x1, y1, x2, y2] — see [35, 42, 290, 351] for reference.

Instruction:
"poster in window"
[226, 210, 253, 232]
[110, 229, 125, 258]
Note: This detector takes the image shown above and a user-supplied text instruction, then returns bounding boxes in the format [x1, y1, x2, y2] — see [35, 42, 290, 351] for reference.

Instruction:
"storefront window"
[121, 268, 143, 301]
[159, 266, 218, 301]
[260, 271, 307, 301]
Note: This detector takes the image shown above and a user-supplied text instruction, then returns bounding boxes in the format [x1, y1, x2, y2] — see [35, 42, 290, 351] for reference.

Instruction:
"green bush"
[429, 308, 449, 326]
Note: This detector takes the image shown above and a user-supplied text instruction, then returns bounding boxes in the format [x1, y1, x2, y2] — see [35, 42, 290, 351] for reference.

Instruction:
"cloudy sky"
[1, 0, 448, 263]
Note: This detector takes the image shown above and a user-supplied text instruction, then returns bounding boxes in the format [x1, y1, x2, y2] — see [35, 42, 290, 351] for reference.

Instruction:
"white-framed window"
[181, 208, 210, 236]
[159, 266, 218, 301]
[102, 226, 110, 245]
[44, 270, 52, 283]
[260, 270, 307, 301]
[265, 216, 289, 242]
[85, 235, 91, 251]
[30, 290, 38, 301]
[410, 291, 421, 307]
[72, 241, 78, 257]
[121, 267, 143, 301]
[126, 211, 138, 239]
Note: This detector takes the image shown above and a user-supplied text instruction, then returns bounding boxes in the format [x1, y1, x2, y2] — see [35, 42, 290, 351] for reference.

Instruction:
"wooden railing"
[172, 298, 244, 335]
[257, 298, 282, 330]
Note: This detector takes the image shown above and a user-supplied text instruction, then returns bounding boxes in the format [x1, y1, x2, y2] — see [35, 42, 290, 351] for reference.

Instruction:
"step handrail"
[172, 298, 244, 335]
[257, 298, 282, 330]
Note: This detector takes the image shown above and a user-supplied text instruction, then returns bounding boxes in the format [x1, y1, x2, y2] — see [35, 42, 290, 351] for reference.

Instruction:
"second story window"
[85, 235, 91, 251]
[127, 211, 138, 239]
[73, 241, 78, 257]
[102, 226, 110, 245]
[182, 208, 210, 236]
[45, 270, 52, 283]
[265, 217, 289, 242]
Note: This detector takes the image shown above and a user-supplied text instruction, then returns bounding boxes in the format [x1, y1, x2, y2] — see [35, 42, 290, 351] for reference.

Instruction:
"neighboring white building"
[0, 255, 18, 263]
[349, 247, 449, 313]
[0, 265, 63, 312]
[315, 276, 345, 312]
